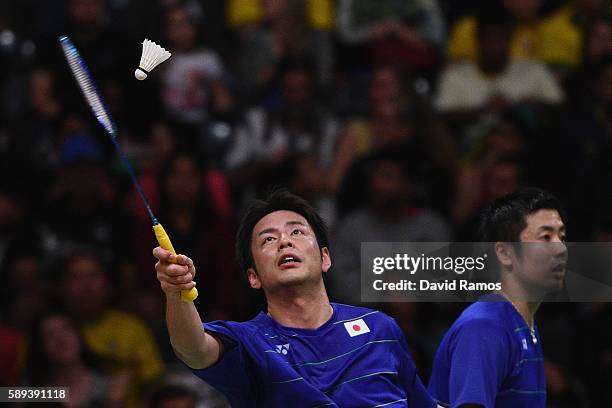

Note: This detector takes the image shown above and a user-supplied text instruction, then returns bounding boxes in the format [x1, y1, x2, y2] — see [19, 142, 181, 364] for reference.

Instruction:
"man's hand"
[153, 247, 197, 297]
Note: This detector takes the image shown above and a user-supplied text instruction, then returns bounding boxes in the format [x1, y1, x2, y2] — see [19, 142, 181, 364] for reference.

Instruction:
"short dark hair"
[479, 187, 565, 242]
[236, 190, 329, 273]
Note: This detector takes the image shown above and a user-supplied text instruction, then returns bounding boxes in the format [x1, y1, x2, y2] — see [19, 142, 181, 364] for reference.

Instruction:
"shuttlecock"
[135, 39, 171, 80]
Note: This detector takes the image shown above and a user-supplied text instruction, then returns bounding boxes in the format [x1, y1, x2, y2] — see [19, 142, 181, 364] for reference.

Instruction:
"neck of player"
[267, 284, 333, 329]
[500, 277, 541, 328]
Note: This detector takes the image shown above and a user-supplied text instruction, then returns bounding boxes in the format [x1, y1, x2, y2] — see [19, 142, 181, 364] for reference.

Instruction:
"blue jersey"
[191, 303, 436, 408]
[428, 295, 546, 408]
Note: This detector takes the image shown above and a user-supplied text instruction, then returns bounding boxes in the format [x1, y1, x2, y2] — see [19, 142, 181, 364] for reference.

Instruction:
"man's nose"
[279, 233, 294, 249]
[552, 240, 567, 258]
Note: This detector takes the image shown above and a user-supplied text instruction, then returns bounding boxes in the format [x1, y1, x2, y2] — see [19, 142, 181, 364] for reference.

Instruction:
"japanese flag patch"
[344, 318, 370, 337]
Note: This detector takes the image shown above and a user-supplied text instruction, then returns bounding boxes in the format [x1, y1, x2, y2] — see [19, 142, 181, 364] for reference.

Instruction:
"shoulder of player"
[452, 302, 514, 337]
[205, 312, 274, 338]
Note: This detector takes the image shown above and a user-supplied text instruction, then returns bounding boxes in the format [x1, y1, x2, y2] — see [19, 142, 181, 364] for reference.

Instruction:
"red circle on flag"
[352, 324, 361, 331]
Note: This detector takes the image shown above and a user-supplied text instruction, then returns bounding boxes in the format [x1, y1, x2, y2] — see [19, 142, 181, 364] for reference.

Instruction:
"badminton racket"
[58, 35, 198, 302]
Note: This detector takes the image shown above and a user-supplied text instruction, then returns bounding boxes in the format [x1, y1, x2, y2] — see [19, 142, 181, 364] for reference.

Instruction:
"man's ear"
[247, 267, 261, 289]
[321, 247, 331, 273]
[495, 242, 514, 268]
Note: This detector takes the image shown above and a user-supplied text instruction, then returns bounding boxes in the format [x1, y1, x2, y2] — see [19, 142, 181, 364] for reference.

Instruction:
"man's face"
[598, 65, 612, 107]
[165, 157, 201, 207]
[282, 70, 313, 110]
[369, 161, 410, 212]
[502, 0, 542, 21]
[248, 210, 331, 294]
[42, 315, 81, 366]
[511, 209, 568, 295]
[63, 256, 109, 316]
[478, 26, 512, 71]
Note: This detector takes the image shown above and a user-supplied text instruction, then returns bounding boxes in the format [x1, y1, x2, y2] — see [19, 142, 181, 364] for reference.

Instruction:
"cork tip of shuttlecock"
[135, 68, 148, 80]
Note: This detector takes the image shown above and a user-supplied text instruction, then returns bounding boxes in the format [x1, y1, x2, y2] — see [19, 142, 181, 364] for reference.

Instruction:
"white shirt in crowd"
[162, 49, 224, 124]
[435, 59, 564, 112]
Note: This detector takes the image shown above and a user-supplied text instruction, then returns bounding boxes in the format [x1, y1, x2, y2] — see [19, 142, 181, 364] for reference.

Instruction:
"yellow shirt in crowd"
[80, 309, 165, 407]
[448, 4, 582, 69]
[227, 0, 334, 29]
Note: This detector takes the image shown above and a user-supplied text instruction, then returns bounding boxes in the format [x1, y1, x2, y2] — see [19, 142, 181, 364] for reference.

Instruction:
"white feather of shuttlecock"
[135, 39, 171, 80]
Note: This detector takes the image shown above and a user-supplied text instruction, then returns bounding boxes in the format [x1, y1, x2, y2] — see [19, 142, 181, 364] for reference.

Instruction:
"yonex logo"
[276, 344, 290, 355]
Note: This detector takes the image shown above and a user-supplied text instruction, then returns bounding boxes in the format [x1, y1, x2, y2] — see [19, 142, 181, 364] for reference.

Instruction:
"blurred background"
[0, 0, 611, 406]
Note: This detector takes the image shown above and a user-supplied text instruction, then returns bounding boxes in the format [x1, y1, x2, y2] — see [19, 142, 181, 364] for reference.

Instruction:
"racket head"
[58, 36, 117, 137]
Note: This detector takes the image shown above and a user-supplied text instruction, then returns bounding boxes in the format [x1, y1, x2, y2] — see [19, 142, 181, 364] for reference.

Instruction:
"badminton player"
[153, 191, 439, 407]
[428, 188, 567, 407]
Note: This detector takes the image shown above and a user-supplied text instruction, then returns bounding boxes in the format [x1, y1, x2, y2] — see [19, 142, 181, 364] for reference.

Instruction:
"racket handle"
[153, 223, 199, 302]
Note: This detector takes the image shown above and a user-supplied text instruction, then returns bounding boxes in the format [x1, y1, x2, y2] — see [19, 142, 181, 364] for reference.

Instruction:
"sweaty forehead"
[252, 210, 309, 235]
[523, 209, 564, 231]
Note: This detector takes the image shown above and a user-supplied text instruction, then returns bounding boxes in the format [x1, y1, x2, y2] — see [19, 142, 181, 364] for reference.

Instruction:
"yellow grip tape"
[153, 223, 198, 302]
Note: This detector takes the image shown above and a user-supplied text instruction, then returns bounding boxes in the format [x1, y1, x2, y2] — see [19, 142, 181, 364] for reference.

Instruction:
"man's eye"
[264, 237, 275, 243]
[542, 235, 551, 241]
[292, 229, 303, 235]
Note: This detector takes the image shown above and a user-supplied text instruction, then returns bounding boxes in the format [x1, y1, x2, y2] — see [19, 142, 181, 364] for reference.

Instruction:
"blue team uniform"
[428, 294, 546, 408]
[191, 303, 436, 407]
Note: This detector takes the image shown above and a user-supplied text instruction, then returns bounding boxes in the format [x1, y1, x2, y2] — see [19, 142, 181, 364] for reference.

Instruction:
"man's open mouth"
[278, 254, 302, 267]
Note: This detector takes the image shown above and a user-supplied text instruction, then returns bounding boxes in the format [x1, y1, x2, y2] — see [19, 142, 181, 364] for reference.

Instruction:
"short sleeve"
[392, 322, 437, 408]
[531, 62, 564, 104]
[447, 318, 513, 408]
[435, 67, 466, 112]
[190, 321, 254, 404]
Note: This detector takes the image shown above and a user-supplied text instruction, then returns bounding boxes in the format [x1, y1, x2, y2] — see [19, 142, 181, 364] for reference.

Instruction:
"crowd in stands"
[1, 0, 611, 406]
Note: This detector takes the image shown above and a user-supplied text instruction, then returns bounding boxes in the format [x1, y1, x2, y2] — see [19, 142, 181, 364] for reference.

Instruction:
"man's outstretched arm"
[153, 247, 224, 369]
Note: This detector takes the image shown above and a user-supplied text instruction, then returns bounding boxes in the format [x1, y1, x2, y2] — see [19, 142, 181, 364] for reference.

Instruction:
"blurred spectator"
[583, 15, 612, 66]
[144, 122, 178, 174]
[577, 303, 612, 404]
[61, 252, 165, 408]
[337, 0, 445, 71]
[329, 66, 417, 193]
[562, 56, 612, 239]
[0, 323, 24, 386]
[148, 383, 196, 408]
[161, 6, 233, 143]
[436, 4, 563, 126]
[2, 251, 50, 333]
[230, 0, 335, 95]
[225, 62, 340, 218]
[565, 15, 612, 103]
[153, 366, 230, 408]
[24, 311, 118, 407]
[131, 152, 238, 320]
[7, 68, 60, 165]
[0, 189, 26, 267]
[452, 111, 530, 238]
[37, 0, 126, 97]
[448, 0, 583, 74]
[545, 359, 590, 408]
[456, 156, 526, 240]
[328, 146, 452, 305]
[39, 134, 129, 269]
